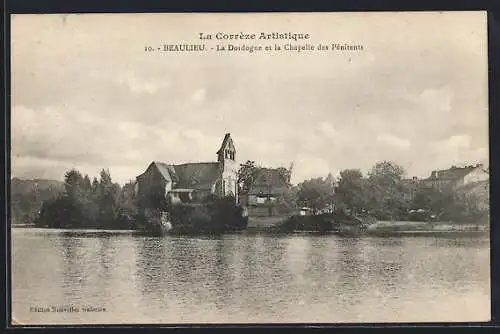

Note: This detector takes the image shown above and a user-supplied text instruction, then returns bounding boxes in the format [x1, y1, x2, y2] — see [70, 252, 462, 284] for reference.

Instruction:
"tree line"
[238, 160, 488, 223]
[35, 169, 139, 229]
[16, 159, 488, 229]
[296, 161, 488, 222]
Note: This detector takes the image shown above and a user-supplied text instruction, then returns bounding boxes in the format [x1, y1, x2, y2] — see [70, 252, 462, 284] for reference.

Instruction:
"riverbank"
[12, 218, 489, 237]
[12, 223, 36, 228]
[244, 216, 489, 235]
[368, 220, 489, 231]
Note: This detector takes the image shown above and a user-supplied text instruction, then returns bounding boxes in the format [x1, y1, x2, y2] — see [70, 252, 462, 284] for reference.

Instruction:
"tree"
[366, 161, 407, 220]
[278, 185, 299, 210]
[368, 160, 405, 179]
[114, 181, 139, 229]
[37, 195, 79, 228]
[411, 185, 447, 213]
[276, 166, 292, 186]
[296, 177, 335, 214]
[96, 169, 121, 226]
[82, 175, 92, 192]
[64, 169, 84, 201]
[237, 160, 259, 195]
[334, 169, 368, 213]
[79, 173, 99, 226]
[91, 177, 99, 193]
[61, 169, 88, 227]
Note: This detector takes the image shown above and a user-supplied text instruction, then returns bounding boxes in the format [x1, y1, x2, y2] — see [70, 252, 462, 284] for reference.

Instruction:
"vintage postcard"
[10, 12, 489, 325]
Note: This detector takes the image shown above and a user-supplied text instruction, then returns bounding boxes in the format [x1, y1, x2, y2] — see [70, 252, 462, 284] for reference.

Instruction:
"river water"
[11, 227, 490, 324]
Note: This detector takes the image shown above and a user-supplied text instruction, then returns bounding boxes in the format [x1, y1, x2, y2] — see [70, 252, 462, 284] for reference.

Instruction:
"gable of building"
[248, 167, 290, 195]
[137, 162, 172, 183]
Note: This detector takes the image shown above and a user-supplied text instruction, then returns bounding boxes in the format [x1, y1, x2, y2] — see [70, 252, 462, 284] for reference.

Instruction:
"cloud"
[191, 88, 206, 103]
[12, 155, 145, 184]
[318, 122, 340, 140]
[376, 134, 411, 150]
[115, 72, 170, 94]
[11, 104, 242, 183]
[433, 134, 472, 151]
[423, 134, 489, 170]
[419, 87, 453, 112]
[10, 13, 488, 184]
[293, 155, 332, 183]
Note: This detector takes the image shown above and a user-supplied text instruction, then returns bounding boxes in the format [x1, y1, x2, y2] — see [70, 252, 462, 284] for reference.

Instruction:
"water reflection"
[135, 237, 167, 301]
[366, 238, 405, 297]
[260, 236, 289, 295]
[240, 236, 260, 285]
[335, 238, 365, 305]
[368, 237, 404, 247]
[97, 237, 113, 278]
[60, 236, 85, 299]
[212, 238, 234, 310]
[304, 236, 330, 292]
[431, 236, 490, 248]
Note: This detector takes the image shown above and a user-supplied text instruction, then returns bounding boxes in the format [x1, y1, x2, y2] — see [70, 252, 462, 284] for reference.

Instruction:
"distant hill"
[11, 178, 65, 225]
[11, 177, 64, 192]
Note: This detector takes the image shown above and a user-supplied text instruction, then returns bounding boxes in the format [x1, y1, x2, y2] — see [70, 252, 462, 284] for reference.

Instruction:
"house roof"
[172, 162, 221, 190]
[248, 167, 290, 195]
[427, 165, 478, 181]
[138, 161, 221, 191]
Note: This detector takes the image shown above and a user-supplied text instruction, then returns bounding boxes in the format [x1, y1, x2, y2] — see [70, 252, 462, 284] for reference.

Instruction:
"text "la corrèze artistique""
[198, 31, 310, 41]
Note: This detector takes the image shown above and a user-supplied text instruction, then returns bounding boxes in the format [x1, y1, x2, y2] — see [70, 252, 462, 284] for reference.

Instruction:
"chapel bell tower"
[216, 133, 238, 202]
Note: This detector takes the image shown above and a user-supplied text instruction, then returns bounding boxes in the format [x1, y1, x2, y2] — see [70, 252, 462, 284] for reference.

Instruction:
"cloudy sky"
[11, 12, 488, 185]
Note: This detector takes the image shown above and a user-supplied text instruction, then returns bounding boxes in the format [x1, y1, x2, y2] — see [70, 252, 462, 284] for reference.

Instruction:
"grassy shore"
[367, 220, 489, 232]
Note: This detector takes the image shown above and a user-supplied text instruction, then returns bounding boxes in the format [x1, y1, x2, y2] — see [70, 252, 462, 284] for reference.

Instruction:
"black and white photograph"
[10, 12, 490, 324]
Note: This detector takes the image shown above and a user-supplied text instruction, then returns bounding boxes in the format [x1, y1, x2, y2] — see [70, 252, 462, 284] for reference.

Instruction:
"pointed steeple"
[217, 133, 235, 162]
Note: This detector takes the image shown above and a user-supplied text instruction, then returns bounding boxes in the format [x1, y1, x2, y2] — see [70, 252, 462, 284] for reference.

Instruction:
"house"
[401, 176, 420, 201]
[247, 168, 290, 204]
[317, 204, 335, 215]
[422, 163, 489, 192]
[240, 167, 292, 217]
[299, 207, 314, 216]
[134, 133, 238, 207]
